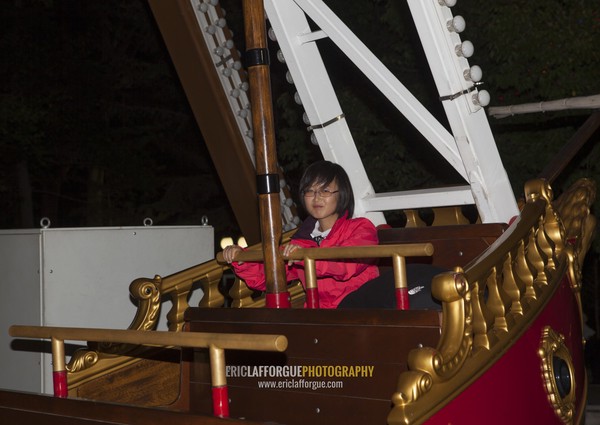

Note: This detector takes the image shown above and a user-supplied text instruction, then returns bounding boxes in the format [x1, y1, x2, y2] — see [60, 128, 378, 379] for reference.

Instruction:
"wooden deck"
[0, 389, 259, 425]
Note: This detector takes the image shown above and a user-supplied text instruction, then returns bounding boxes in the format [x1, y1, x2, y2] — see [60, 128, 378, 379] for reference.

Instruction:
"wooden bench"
[182, 308, 442, 425]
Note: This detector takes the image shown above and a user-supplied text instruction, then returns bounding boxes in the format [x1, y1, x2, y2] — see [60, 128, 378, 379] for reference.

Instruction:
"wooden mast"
[242, 0, 290, 308]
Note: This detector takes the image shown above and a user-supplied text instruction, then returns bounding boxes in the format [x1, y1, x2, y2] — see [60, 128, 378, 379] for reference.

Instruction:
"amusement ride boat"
[2, 0, 597, 424]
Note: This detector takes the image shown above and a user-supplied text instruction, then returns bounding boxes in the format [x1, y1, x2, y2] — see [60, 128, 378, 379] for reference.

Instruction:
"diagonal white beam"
[292, 0, 467, 179]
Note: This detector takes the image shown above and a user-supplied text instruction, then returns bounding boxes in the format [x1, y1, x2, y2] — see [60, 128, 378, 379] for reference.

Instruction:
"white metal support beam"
[266, 0, 475, 224]
[290, 0, 468, 180]
[265, 0, 519, 223]
[265, 0, 385, 225]
[405, 0, 518, 223]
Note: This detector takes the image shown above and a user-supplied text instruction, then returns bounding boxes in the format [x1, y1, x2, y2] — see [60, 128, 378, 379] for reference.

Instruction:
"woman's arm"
[231, 261, 268, 291]
[223, 245, 268, 290]
[314, 218, 379, 281]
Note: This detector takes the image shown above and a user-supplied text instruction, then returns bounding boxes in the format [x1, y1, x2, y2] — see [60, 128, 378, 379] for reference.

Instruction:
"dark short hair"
[299, 160, 355, 218]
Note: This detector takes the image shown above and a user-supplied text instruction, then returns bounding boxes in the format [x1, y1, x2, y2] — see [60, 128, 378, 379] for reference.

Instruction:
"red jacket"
[231, 214, 379, 308]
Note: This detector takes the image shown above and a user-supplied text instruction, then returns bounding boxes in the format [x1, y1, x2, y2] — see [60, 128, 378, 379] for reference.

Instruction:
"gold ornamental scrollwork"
[128, 276, 163, 331]
[95, 276, 162, 354]
[389, 178, 594, 424]
[564, 245, 581, 293]
[553, 178, 596, 270]
[391, 370, 433, 407]
[67, 276, 162, 373]
[391, 271, 473, 422]
[66, 349, 99, 373]
[539, 326, 575, 424]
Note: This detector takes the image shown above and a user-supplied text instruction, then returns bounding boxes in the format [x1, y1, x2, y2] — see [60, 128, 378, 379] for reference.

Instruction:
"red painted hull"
[426, 276, 586, 424]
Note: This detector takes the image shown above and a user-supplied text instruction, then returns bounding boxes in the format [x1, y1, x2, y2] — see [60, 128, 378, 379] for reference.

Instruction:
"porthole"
[553, 356, 572, 398]
[539, 326, 575, 424]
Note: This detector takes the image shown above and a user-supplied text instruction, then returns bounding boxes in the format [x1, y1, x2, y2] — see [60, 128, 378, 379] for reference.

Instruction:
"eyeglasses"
[302, 188, 339, 198]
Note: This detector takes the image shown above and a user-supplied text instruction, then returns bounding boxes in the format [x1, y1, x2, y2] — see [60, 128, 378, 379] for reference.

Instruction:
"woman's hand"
[282, 243, 301, 265]
[222, 245, 244, 264]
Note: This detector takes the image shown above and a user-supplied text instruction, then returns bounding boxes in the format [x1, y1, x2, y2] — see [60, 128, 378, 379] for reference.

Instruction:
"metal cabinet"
[0, 225, 213, 393]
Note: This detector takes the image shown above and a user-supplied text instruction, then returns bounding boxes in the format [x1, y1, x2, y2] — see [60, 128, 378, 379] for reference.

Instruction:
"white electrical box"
[0, 224, 214, 394]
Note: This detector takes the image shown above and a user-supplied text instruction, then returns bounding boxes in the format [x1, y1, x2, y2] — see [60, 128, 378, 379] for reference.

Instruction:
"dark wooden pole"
[242, 0, 290, 308]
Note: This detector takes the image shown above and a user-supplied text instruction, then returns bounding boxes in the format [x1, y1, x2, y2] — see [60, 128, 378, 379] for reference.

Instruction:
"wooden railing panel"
[378, 223, 506, 269]
[69, 355, 181, 406]
[184, 308, 441, 425]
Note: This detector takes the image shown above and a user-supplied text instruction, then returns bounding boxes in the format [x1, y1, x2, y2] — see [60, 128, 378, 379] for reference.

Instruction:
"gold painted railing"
[69, 206, 471, 369]
[9, 324, 286, 411]
[65, 236, 293, 387]
[215, 243, 434, 298]
[388, 178, 596, 425]
[65, 259, 230, 391]
[115, 230, 299, 336]
[66, 237, 432, 386]
[10, 325, 287, 356]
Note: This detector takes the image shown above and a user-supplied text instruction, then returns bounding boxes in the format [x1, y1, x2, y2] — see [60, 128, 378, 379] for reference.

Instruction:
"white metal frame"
[188, 0, 518, 224]
[265, 0, 518, 223]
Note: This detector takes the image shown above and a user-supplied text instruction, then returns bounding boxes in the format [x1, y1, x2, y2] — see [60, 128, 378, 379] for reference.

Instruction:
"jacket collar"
[291, 212, 349, 241]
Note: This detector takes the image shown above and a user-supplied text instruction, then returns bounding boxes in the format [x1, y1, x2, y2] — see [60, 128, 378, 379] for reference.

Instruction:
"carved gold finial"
[554, 178, 597, 269]
[67, 349, 99, 373]
[525, 179, 554, 204]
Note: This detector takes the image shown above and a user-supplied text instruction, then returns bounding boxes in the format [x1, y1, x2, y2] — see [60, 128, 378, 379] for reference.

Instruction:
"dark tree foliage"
[1, 0, 599, 247]
[0, 0, 235, 236]
[454, 0, 600, 204]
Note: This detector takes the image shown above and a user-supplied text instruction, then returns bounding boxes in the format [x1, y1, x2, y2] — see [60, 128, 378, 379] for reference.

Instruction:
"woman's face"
[303, 179, 339, 230]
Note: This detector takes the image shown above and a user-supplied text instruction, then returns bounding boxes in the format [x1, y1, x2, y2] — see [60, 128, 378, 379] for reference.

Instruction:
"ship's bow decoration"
[553, 178, 597, 277]
[389, 178, 595, 425]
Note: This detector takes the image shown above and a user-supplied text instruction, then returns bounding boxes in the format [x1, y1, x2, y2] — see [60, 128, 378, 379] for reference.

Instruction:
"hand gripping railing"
[217, 243, 434, 309]
[9, 325, 287, 418]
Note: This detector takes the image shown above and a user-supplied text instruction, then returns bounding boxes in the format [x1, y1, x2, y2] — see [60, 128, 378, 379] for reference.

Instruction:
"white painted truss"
[190, 0, 519, 225]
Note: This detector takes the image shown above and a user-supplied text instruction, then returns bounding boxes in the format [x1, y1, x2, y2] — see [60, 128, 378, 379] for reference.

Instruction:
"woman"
[222, 160, 379, 308]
